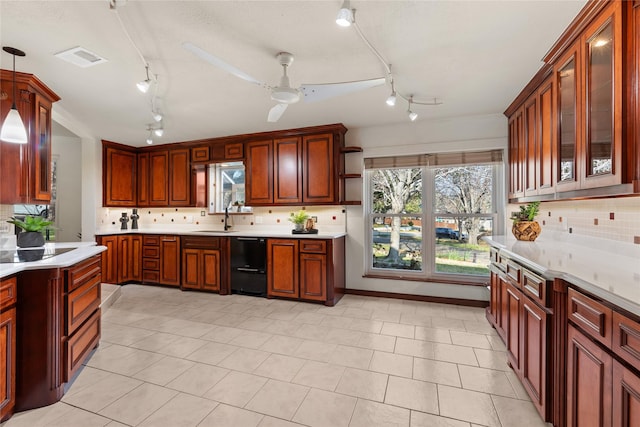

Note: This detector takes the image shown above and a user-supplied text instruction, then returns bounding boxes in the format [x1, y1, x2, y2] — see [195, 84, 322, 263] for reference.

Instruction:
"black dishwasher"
[230, 237, 267, 296]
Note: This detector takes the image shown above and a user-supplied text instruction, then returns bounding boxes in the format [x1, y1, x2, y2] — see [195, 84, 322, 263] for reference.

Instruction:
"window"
[365, 150, 503, 283]
[208, 162, 245, 213]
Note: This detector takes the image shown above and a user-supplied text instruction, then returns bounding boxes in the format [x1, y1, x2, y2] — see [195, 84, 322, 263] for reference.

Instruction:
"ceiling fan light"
[386, 92, 396, 106]
[409, 111, 418, 121]
[1, 108, 28, 144]
[271, 87, 300, 104]
[153, 128, 164, 137]
[336, 1, 354, 27]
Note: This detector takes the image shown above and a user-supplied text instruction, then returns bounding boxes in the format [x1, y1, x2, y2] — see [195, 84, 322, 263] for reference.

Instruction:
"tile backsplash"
[509, 196, 640, 244]
[95, 205, 347, 234]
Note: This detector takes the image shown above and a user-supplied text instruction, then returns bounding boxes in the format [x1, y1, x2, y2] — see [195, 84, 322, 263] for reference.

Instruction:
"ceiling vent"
[54, 46, 108, 68]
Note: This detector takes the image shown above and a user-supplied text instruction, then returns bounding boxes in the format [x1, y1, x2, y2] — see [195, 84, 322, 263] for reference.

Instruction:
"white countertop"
[0, 242, 107, 279]
[484, 232, 640, 316]
[95, 228, 347, 239]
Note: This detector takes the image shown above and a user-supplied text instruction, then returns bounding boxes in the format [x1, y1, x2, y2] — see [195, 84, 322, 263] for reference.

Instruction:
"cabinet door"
[137, 152, 149, 206]
[498, 273, 509, 342]
[299, 252, 326, 302]
[32, 94, 52, 202]
[99, 235, 118, 284]
[245, 140, 273, 205]
[582, 2, 623, 189]
[508, 110, 525, 199]
[521, 299, 549, 418]
[267, 239, 299, 299]
[0, 307, 16, 422]
[524, 97, 538, 196]
[160, 236, 181, 286]
[505, 281, 522, 370]
[182, 248, 201, 290]
[117, 235, 132, 283]
[130, 235, 143, 282]
[0, 79, 30, 204]
[612, 360, 640, 427]
[567, 324, 612, 427]
[274, 137, 302, 204]
[149, 151, 169, 206]
[103, 146, 137, 207]
[169, 148, 191, 206]
[302, 133, 335, 203]
[537, 78, 556, 195]
[202, 250, 221, 292]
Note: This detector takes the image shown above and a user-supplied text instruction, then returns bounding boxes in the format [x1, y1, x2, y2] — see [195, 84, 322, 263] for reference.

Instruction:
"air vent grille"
[54, 46, 107, 68]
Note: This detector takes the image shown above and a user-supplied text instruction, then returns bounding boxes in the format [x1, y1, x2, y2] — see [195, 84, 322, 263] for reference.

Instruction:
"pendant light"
[1, 46, 28, 144]
[336, 0, 354, 27]
[136, 64, 151, 93]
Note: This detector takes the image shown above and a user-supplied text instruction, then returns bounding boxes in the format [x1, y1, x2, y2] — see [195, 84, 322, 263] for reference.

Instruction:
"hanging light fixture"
[146, 132, 153, 145]
[136, 64, 151, 93]
[386, 80, 397, 106]
[408, 96, 418, 121]
[1, 46, 28, 144]
[152, 110, 163, 122]
[336, 0, 354, 27]
[153, 126, 164, 137]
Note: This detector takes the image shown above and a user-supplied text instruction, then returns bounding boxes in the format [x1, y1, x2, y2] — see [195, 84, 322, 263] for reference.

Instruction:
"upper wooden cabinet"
[245, 139, 274, 205]
[102, 142, 137, 207]
[0, 71, 60, 205]
[505, 0, 638, 202]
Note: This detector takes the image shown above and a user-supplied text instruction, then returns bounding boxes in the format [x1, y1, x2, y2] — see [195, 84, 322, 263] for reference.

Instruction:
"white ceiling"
[1, 0, 586, 147]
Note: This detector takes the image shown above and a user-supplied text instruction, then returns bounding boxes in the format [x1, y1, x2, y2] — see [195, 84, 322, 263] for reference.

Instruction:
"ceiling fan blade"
[267, 104, 288, 122]
[300, 77, 386, 103]
[183, 42, 266, 87]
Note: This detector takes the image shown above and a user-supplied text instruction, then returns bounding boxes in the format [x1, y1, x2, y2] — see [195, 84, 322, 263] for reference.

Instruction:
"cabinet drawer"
[612, 311, 640, 372]
[191, 146, 210, 163]
[66, 274, 101, 334]
[225, 142, 244, 159]
[490, 247, 499, 264]
[143, 235, 160, 246]
[182, 236, 221, 250]
[568, 288, 612, 347]
[143, 246, 160, 258]
[299, 240, 327, 254]
[66, 255, 101, 292]
[143, 270, 160, 283]
[64, 309, 100, 382]
[143, 258, 160, 270]
[0, 276, 17, 310]
[506, 260, 521, 285]
[522, 269, 547, 306]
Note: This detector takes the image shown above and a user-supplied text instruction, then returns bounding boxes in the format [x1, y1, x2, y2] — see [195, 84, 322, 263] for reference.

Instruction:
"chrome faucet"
[224, 207, 231, 231]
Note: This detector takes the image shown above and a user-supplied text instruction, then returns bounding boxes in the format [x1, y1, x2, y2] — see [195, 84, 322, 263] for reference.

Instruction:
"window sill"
[362, 273, 488, 287]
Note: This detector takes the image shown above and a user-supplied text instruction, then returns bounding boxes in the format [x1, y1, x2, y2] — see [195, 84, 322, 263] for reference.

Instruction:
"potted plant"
[7, 215, 53, 248]
[511, 201, 541, 241]
[288, 210, 309, 232]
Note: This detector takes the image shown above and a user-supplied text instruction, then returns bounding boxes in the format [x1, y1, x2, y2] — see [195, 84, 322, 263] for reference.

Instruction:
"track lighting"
[153, 127, 164, 137]
[0, 47, 28, 144]
[408, 97, 418, 121]
[136, 64, 151, 93]
[386, 90, 396, 107]
[152, 111, 163, 122]
[336, 0, 354, 27]
[146, 130, 153, 145]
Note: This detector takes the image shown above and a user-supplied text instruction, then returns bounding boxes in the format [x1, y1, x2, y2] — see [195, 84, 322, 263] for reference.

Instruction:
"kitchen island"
[483, 233, 640, 427]
[0, 242, 106, 421]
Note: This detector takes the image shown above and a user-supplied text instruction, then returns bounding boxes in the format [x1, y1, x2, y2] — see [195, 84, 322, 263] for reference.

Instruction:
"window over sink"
[208, 162, 247, 214]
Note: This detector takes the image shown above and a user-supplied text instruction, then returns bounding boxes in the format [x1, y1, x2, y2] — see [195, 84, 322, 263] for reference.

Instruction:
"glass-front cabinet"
[556, 44, 580, 191]
[33, 95, 52, 202]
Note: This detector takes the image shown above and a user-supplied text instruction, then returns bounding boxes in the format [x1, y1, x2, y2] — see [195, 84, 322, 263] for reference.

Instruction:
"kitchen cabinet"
[140, 234, 180, 287]
[508, 108, 525, 199]
[0, 277, 17, 422]
[245, 139, 274, 205]
[612, 360, 640, 427]
[98, 235, 118, 284]
[0, 71, 60, 205]
[102, 142, 138, 207]
[302, 133, 336, 203]
[168, 148, 191, 206]
[137, 152, 150, 206]
[267, 237, 345, 306]
[181, 236, 228, 293]
[97, 234, 141, 284]
[274, 136, 302, 204]
[148, 150, 169, 206]
[142, 234, 161, 283]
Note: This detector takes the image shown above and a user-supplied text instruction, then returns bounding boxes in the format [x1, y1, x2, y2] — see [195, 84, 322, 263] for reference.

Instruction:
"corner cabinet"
[0, 71, 60, 205]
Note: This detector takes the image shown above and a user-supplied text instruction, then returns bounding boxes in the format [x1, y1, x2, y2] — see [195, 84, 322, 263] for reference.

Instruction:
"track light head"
[146, 136, 153, 144]
[153, 128, 164, 137]
[386, 91, 396, 107]
[336, 1, 354, 27]
[408, 111, 418, 121]
[137, 64, 152, 93]
[152, 111, 163, 122]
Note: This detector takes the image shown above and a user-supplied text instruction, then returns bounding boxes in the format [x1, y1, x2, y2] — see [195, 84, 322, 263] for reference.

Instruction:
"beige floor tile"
[384, 375, 438, 414]
[63, 366, 113, 397]
[371, 309, 402, 323]
[320, 315, 352, 329]
[100, 322, 156, 346]
[349, 398, 410, 427]
[165, 363, 229, 395]
[458, 365, 518, 398]
[268, 310, 300, 321]
[246, 379, 310, 420]
[346, 318, 384, 334]
[414, 326, 452, 344]
[258, 416, 307, 427]
[450, 331, 492, 349]
[229, 330, 273, 349]
[203, 370, 268, 407]
[292, 360, 346, 391]
[220, 302, 254, 314]
[473, 348, 511, 372]
[86, 344, 165, 376]
[45, 405, 112, 427]
[238, 316, 275, 332]
[438, 385, 501, 427]
[200, 325, 243, 343]
[432, 343, 479, 366]
[104, 421, 130, 427]
[399, 313, 433, 327]
[184, 341, 238, 365]
[98, 383, 178, 426]
[343, 307, 374, 320]
[410, 411, 471, 427]
[293, 323, 330, 341]
[381, 322, 415, 338]
[188, 309, 227, 324]
[294, 311, 327, 324]
[101, 308, 151, 326]
[62, 372, 142, 412]
[464, 320, 498, 335]
[395, 337, 435, 359]
[133, 356, 196, 385]
[413, 357, 461, 387]
[431, 317, 467, 331]
[218, 347, 271, 372]
[504, 369, 531, 400]
[294, 340, 337, 362]
[292, 388, 357, 427]
[198, 404, 264, 427]
[369, 351, 413, 378]
[356, 332, 396, 352]
[329, 344, 374, 369]
[260, 335, 304, 355]
[131, 333, 208, 358]
[335, 367, 388, 402]
[253, 353, 307, 381]
[154, 318, 215, 338]
[491, 395, 548, 427]
[487, 335, 508, 352]
[266, 319, 303, 336]
[211, 312, 249, 327]
[137, 392, 218, 427]
[324, 328, 363, 345]
[445, 308, 482, 321]
[1, 402, 74, 427]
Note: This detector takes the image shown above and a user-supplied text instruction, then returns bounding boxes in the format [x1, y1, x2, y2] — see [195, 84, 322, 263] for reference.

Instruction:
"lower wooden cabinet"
[267, 239, 299, 299]
[0, 277, 17, 422]
[612, 360, 640, 427]
[97, 234, 141, 284]
[181, 236, 227, 293]
[159, 235, 180, 286]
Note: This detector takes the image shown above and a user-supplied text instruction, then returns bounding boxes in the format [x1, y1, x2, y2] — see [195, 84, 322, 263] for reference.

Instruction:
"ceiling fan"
[183, 42, 386, 122]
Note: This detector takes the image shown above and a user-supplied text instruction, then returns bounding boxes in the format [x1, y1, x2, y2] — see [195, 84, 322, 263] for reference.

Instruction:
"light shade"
[146, 136, 153, 144]
[137, 79, 151, 93]
[1, 108, 28, 144]
[153, 128, 164, 137]
[336, 1, 354, 27]
[152, 111, 163, 122]
[386, 92, 396, 106]
[409, 111, 418, 121]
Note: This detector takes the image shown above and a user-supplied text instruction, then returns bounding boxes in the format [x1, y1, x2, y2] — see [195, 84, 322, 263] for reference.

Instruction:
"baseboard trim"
[343, 288, 489, 308]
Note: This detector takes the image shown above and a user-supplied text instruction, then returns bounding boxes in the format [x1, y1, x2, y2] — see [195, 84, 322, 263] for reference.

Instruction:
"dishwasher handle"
[237, 267, 260, 273]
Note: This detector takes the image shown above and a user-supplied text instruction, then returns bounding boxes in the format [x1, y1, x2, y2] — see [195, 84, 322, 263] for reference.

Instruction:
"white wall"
[51, 135, 82, 241]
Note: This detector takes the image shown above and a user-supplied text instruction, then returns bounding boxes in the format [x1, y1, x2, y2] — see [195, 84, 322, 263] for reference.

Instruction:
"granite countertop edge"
[94, 229, 347, 239]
